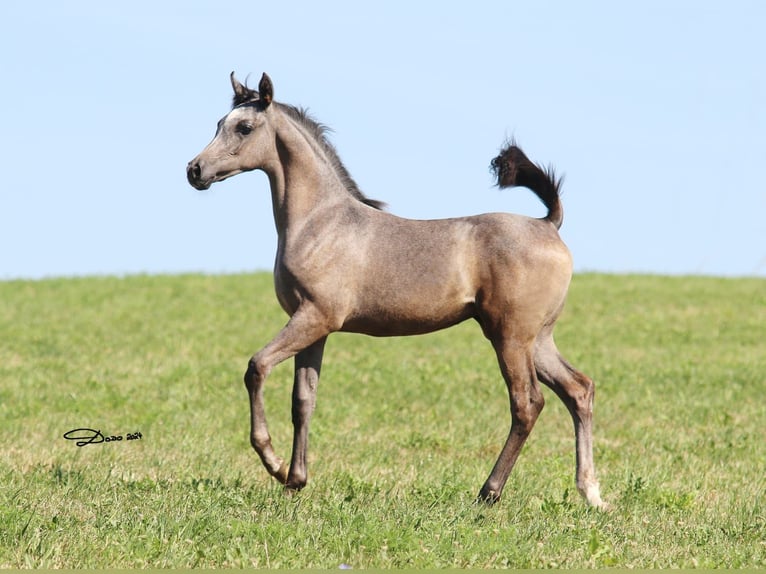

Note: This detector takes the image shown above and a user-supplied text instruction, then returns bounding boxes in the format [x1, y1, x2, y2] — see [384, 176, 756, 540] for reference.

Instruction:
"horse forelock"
[231, 76, 261, 109]
[232, 95, 264, 110]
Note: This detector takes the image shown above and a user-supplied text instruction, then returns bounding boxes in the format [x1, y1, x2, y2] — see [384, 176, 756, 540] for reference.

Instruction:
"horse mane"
[232, 87, 385, 210]
[279, 104, 386, 210]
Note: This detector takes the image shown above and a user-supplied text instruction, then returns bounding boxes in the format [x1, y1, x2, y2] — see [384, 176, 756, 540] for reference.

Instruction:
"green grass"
[0, 272, 764, 568]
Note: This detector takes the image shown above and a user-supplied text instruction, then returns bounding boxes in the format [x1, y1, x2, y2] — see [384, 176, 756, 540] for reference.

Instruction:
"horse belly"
[341, 270, 476, 337]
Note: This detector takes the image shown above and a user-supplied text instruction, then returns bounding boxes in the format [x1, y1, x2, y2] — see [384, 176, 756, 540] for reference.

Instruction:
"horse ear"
[258, 73, 273, 107]
[230, 71, 258, 107]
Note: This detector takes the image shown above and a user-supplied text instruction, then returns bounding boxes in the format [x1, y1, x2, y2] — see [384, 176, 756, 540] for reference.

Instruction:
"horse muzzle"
[186, 160, 211, 190]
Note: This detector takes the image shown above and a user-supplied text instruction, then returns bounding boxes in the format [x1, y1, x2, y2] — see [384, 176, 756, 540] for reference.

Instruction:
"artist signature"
[63, 428, 143, 447]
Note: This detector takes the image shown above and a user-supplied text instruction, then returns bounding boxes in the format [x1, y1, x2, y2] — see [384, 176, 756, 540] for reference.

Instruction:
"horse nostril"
[187, 161, 201, 184]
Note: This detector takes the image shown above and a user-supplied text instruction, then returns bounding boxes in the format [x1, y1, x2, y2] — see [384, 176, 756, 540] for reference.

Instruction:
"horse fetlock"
[256, 450, 289, 485]
[250, 433, 281, 463]
[249, 433, 263, 452]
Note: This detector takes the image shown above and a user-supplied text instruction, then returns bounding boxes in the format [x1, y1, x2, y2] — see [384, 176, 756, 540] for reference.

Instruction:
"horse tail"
[490, 141, 564, 230]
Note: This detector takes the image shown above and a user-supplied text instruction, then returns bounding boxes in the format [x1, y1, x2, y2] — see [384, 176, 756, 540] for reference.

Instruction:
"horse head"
[186, 73, 275, 190]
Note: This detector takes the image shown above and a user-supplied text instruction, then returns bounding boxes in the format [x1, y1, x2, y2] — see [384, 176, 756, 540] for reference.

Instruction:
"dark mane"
[278, 103, 386, 210]
[232, 86, 385, 210]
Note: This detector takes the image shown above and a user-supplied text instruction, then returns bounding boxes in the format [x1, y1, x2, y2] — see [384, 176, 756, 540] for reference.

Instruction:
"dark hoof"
[284, 483, 305, 497]
[476, 487, 501, 505]
[285, 468, 308, 492]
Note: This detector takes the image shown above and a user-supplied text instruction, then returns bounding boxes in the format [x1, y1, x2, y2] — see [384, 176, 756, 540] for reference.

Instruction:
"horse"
[186, 72, 605, 508]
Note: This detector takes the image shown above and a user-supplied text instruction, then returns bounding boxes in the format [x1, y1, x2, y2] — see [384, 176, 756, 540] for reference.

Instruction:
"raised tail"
[490, 142, 564, 229]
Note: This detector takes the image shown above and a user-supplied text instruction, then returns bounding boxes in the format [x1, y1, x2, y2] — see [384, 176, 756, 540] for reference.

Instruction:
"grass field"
[0, 272, 764, 568]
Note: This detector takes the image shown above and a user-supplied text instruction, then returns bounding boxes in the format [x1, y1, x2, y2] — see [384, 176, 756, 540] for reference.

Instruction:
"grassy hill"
[0, 272, 764, 568]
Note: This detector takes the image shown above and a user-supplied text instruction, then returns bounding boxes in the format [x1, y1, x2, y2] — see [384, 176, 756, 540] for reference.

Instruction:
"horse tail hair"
[490, 141, 564, 229]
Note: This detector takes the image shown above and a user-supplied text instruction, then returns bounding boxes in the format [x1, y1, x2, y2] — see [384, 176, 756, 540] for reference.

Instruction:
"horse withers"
[186, 72, 605, 508]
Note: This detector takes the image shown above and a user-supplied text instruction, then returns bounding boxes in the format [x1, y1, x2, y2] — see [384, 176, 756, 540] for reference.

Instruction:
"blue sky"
[1, 1, 764, 279]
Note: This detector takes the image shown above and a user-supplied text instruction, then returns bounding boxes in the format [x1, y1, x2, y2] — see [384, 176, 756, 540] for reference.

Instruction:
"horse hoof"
[476, 488, 501, 505]
[589, 497, 611, 511]
[578, 482, 608, 510]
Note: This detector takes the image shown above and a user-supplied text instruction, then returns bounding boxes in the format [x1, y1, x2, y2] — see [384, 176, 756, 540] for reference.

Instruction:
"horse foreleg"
[244, 311, 330, 486]
[245, 358, 289, 483]
[478, 338, 543, 504]
[285, 337, 327, 491]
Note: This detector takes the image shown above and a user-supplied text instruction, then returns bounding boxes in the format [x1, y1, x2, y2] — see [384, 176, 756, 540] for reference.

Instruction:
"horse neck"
[266, 111, 352, 234]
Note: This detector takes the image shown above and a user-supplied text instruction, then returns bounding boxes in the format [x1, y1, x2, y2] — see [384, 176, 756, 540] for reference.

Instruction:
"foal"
[187, 73, 605, 507]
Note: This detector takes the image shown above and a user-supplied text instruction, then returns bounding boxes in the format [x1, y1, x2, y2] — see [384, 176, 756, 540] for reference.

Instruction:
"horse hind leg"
[534, 334, 606, 508]
[478, 336, 544, 503]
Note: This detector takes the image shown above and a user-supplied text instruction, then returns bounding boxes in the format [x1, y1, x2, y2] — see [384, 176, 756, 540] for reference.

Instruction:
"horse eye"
[236, 122, 253, 135]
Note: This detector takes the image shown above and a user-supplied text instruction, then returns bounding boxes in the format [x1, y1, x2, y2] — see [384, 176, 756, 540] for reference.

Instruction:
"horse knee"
[243, 358, 256, 388]
[243, 355, 271, 389]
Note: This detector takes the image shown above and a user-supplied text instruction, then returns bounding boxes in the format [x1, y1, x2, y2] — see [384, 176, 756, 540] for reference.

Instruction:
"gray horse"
[187, 73, 605, 508]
